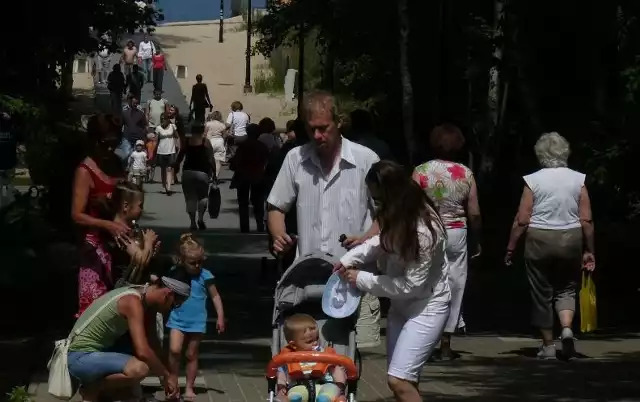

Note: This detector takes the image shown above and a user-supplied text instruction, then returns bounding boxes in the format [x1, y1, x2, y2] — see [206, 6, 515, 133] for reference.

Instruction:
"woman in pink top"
[413, 124, 482, 360]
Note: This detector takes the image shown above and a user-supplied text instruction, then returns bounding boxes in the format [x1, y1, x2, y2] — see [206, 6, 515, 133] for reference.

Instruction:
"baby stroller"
[266, 252, 361, 402]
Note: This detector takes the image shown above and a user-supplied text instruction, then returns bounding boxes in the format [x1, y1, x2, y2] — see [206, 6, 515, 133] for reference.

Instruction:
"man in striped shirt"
[266, 90, 381, 348]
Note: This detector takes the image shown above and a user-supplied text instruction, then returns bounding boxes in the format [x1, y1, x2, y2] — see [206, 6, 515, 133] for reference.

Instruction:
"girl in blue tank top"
[166, 233, 226, 401]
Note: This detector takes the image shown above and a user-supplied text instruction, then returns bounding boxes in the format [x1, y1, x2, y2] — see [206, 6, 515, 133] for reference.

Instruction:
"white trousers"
[444, 228, 468, 333]
[386, 286, 450, 382]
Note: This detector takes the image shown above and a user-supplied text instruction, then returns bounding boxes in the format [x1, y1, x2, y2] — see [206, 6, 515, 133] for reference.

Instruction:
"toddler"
[167, 234, 226, 401]
[128, 140, 148, 186]
[276, 314, 347, 402]
[146, 130, 157, 182]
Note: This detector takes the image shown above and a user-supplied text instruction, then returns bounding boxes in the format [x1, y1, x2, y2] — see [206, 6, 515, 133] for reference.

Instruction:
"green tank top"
[69, 287, 141, 352]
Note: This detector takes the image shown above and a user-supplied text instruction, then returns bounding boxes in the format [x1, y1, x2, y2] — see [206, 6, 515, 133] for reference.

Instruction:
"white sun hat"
[322, 272, 362, 319]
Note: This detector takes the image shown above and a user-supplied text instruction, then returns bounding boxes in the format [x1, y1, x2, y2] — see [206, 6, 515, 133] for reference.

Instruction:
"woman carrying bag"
[176, 124, 217, 231]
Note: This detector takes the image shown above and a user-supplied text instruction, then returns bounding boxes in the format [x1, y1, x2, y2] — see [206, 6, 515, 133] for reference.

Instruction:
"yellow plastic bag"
[580, 272, 597, 333]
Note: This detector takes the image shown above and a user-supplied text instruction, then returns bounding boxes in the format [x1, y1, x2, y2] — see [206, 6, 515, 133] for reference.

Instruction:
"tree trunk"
[479, 0, 505, 177]
[397, 0, 415, 165]
[60, 54, 75, 99]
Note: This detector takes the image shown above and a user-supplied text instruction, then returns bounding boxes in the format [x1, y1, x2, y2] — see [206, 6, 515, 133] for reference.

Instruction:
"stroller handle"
[266, 351, 358, 380]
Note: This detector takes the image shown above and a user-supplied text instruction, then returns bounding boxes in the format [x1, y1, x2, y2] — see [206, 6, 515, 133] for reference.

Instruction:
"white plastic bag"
[47, 339, 74, 399]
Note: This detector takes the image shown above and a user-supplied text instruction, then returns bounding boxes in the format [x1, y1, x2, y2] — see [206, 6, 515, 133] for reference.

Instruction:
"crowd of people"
[61, 35, 597, 402]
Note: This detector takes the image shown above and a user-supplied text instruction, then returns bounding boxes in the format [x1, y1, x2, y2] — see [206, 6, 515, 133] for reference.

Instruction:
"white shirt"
[129, 150, 147, 170]
[267, 138, 379, 258]
[226, 111, 249, 137]
[155, 124, 177, 155]
[341, 219, 451, 311]
[138, 41, 155, 60]
[147, 98, 167, 127]
[523, 167, 585, 230]
[205, 120, 226, 141]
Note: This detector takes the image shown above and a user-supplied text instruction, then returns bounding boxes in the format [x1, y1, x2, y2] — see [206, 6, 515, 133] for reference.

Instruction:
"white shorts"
[386, 292, 450, 382]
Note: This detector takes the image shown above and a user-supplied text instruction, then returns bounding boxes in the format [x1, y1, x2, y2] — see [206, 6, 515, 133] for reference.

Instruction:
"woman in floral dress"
[413, 124, 482, 360]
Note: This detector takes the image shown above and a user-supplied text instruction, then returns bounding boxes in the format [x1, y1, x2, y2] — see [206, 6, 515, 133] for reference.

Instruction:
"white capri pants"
[444, 228, 468, 333]
[386, 287, 450, 382]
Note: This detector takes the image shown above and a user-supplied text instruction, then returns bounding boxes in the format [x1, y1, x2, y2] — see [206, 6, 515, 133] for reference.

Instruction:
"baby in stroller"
[275, 314, 346, 402]
[266, 253, 360, 402]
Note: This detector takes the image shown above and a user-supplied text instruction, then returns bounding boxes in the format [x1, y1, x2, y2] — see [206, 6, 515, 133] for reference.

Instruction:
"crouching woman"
[66, 269, 192, 402]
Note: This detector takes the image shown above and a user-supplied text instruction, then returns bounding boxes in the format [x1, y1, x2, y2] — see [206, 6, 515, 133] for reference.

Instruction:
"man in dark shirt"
[349, 109, 393, 160]
[107, 64, 127, 115]
[189, 74, 212, 123]
[121, 96, 147, 148]
[126, 64, 145, 101]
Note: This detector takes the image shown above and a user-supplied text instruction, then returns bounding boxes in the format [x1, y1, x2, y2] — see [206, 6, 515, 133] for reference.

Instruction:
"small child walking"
[167, 234, 226, 401]
[128, 140, 148, 187]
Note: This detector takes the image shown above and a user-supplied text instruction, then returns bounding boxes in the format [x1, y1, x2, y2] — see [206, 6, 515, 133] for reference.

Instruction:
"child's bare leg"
[184, 333, 203, 399]
[168, 329, 185, 398]
[287, 385, 309, 402]
[316, 384, 342, 402]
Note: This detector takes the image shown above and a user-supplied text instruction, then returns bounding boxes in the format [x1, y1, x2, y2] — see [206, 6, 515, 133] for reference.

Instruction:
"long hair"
[96, 180, 143, 222]
[86, 113, 125, 178]
[366, 161, 445, 262]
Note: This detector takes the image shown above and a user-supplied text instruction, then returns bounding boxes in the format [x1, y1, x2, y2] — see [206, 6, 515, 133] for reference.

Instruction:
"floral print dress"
[413, 160, 473, 229]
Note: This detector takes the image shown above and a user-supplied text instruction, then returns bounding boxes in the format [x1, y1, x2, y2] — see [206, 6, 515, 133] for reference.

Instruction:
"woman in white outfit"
[204, 111, 227, 179]
[335, 160, 450, 402]
[412, 124, 482, 360]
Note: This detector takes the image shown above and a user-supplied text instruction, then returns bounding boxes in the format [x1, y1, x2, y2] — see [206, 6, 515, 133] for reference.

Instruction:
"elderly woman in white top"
[505, 132, 595, 360]
[204, 111, 227, 178]
[335, 160, 450, 402]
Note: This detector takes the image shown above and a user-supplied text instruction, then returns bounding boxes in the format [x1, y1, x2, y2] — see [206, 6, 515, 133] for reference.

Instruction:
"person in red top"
[230, 123, 270, 233]
[152, 50, 168, 92]
[71, 114, 129, 316]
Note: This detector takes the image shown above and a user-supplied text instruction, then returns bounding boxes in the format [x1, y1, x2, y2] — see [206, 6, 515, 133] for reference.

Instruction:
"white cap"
[135, 140, 145, 146]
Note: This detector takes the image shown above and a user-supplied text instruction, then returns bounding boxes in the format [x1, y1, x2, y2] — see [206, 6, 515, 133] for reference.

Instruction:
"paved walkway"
[28, 165, 640, 402]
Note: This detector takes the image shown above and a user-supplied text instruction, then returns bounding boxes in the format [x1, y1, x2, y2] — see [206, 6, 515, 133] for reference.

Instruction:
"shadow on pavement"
[412, 357, 640, 401]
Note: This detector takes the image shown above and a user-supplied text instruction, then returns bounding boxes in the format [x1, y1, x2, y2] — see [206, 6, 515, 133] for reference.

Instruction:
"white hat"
[322, 272, 362, 319]
[135, 140, 145, 146]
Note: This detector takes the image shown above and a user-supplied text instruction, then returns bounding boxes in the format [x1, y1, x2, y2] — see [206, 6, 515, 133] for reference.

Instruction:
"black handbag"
[208, 182, 221, 219]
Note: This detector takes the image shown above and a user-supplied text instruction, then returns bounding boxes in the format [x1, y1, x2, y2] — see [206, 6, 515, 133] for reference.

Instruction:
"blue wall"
[157, 0, 266, 23]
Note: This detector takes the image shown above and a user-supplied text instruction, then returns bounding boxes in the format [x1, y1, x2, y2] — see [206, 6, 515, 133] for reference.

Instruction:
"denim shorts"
[68, 351, 133, 384]
[67, 333, 134, 385]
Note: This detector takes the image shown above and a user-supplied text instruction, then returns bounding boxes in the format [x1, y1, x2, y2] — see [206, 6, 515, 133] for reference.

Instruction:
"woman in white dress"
[335, 160, 451, 402]
[204, 111, 227, 180]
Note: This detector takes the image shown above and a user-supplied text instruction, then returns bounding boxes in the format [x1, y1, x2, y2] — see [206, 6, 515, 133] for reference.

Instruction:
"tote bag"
[579, 272, 597, 333]
[47, 289, 139, 399]
[208, 182, 221, 219]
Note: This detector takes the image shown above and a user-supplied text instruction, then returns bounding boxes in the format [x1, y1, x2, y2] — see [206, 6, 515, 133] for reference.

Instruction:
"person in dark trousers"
[264, 119, 303, 267]
[126, 64, 145, 102]
[122, 95, 148, 150]
[189, 74, 212, 123]
[107, 64, 126, 115]
[230, 124, 269, 233]
[152, 50, 168, 91]
[349, 109, 393, 160]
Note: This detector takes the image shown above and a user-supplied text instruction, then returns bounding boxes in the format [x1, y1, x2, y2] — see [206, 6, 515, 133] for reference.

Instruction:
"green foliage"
[254, 69, 282, 94]
[622, 64, 640, 104]
[6, 386, 31, 402]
